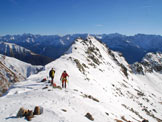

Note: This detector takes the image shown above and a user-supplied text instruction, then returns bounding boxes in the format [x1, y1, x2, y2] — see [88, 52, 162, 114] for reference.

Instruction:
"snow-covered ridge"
[0, 41, 53, 65]
[0, 36, 162, 122]
[132, 52, 162, 74]
[62, 35, 130, 79]
[0, 54, 43, 96]
[0, 54, 43, 78]
[0, 41, 33, 54]
[0, 55, 24, 96]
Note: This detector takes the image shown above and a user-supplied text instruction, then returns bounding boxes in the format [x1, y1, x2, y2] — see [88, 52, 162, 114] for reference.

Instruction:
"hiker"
[49, 68, 55, 85]
[60, 70, 69, 88]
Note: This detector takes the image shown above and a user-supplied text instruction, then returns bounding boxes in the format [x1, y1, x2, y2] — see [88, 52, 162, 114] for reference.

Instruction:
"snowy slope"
[0, 41, 36, 55]
[0, 54, 43, 96]
[0, 41, 53, 65]
[132, 52, 162, 74]
[0, 36, 162, 122]
[0, 54, 43, 78]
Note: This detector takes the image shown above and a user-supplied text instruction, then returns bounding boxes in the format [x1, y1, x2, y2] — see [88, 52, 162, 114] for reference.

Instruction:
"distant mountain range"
[1, 33, 162, 64]
[98, 33, 162, 63]
[0, 41, 53, 65]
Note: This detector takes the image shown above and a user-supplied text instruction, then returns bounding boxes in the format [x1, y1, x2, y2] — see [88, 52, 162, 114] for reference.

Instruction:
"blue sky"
[0, 0, 162, 36]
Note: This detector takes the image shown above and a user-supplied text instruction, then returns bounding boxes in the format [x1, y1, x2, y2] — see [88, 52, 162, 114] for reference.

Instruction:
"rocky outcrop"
[131, 52, 162, 74]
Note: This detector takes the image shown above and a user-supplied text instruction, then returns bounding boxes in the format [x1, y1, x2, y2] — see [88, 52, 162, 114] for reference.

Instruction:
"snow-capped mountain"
[0, 54, 43, 96]
[132, 52, 162, 74]
[0, 41, 53, 65]
[1, 33, 162, 64]
[0, 36, 162, 122]
[0, 33, 88, 60]
[95, 33, 147, 64]
[130, 34, 162, 50]
[96, 33, 162, 64]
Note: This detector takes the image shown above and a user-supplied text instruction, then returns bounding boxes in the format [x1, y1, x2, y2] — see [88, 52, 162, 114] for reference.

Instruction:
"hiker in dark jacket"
[49, 68, 55, 85]
[60, 70, 69, 88]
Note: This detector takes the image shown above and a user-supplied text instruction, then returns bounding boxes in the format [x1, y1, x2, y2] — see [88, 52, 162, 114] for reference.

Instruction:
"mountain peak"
[61, 35, 130, 79]
[1, 35, 162, 122]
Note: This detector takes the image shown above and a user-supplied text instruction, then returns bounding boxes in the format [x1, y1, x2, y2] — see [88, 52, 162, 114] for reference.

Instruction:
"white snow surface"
[0, 36, 162, 122]
[0, 54, 43, 78]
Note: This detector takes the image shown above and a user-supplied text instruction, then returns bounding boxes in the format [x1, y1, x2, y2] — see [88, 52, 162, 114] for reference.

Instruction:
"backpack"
[49, 70, 55, 77]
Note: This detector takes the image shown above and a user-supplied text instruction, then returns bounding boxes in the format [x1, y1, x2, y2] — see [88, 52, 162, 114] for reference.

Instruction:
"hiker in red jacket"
[60, 70, 69, 88]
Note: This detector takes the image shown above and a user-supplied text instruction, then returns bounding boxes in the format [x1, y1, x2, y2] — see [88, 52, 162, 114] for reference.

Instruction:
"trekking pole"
[47, 76, 49, 83]
[60, 77, 62, 88]
[67, 77, 69, 87]
[48, 76, 51, 83]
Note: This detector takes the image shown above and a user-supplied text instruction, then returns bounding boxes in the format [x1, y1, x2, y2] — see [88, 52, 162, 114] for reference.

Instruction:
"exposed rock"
[25, 110, 34, 121]
[85, 112, 94, 121]
[74, 59, 85, 74]
[61, 109, 67, 112]
[33, 106, 43, 115]
[82, 94, 99, 102]
[142, 119, 149, 122]
[120, 64, 128, 78]
[115, 119, 123, 122]
[132, 52, 162, 74]
[17, 107, 28, 118]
